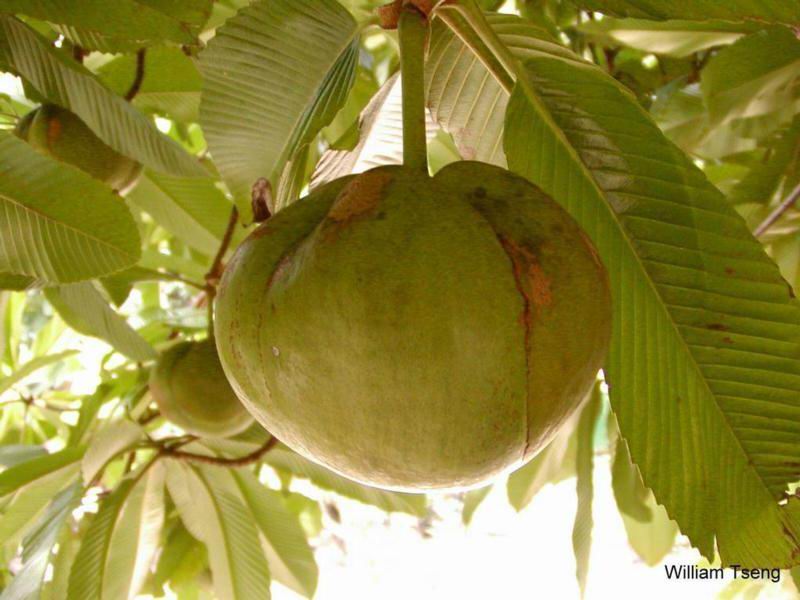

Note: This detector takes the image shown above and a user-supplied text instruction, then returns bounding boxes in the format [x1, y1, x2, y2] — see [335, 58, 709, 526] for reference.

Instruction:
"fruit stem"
[398, 4, 429, 172]
[204, 206, 239, 337]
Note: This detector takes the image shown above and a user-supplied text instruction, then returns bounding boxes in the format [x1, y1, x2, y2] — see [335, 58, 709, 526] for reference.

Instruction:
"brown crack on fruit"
[327, 171, 392, 223]
[499, 237, 553, 311]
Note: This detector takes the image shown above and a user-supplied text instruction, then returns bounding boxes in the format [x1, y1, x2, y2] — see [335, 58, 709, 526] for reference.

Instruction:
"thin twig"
[203, 206, 239, 332]
[160, 436, 278, 467]
[754, 181, 800, 237]
[124, 49, 147, 101]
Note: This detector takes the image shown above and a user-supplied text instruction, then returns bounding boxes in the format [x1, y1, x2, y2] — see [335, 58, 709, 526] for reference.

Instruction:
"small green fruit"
[17, 104, 142, 193]
[216, 161, 612, 491]
[149, 340, 253, 438]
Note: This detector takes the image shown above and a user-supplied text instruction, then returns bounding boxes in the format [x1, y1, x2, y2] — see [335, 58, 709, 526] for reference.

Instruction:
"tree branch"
[160, 436, 278, 467]
[754, 181, 800, 237]
[124, 49, 147, 101]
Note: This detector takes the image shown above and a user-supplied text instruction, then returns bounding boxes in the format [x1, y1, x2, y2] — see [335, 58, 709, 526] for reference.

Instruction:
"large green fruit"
[215, 161, 612, 491]
[149, 340, 253, 438]
[17, 104, 142, 192]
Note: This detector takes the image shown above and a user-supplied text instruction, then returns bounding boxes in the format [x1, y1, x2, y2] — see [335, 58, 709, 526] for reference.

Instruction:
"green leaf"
[431, 9, 800, 566]
[0, 351, 77, 396]
[730, 116, 800, 205]
[264, 447, 427, 516]
[569, 0, 800, 25]
[0, 445, 46, 468]
[0, 17, 206, 178]
[621, 494, 679, 566]
[0, 273, 35, 291]
[199, 0, 359, 209]
[0, 447, 83, 498]
[45, 282, 156, 361]
[67, 463, 165, 600]
[0, 459, 79, 550]
[126, 171, 235, 256]
[81, 419, 143, 484]
[233, 470, 318, 598]
[611, 437, 652, 523]
[98, 48, 202, 122]
[149, 521, 209, 595]
[702, 27, 800, 128]
[578, 18, 755, 57]
[572, 387, 601, 598]
[0, 133, 140, 284]
[0, 482, 82, 600]
[166, 462, 272, 600]
[0, 1, 210, 50]
[461, 485, 491, 525]
[311, 74, 438, 189]
[506, 412, 578, 511]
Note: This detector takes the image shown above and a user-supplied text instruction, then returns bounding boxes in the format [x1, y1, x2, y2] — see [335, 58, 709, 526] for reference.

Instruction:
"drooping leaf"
[233, 470, 318, 598]
[0, 458, 79, 549]
[430, 9, 800, 566]
[611, 437, 652, 523]
[126, 171, 235, 256]
[45, 282, 156, 362]
[0, 482, 82, 600]
[199, 0, 359, 211]
[81, 420, 143, 485]
[578, 18, 755, 57]
[461, 485, 491, 525]
[621, 494, 679, 566]
[572, 386, 601, 598]
[0, 351, 77, 396]
[0, 1, 211, 51]
[67, 463, 165, 600]
[0, 133, 140, 284]
[729, 115, 800, 205]
[0, 447, 83, 498]
[702, 27, 800, 128]
[0, 17, 206, 178]
[98, 48, 202, 122]
[569, 0, 800, 26]
[506, 412, 578, 511]
[166, 462, 272, 600]
[263, 447, 427, 516]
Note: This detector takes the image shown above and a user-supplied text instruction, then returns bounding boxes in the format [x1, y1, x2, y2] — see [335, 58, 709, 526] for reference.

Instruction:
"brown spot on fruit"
[46, 116, 62, 148]
[328, 171, 393, 223]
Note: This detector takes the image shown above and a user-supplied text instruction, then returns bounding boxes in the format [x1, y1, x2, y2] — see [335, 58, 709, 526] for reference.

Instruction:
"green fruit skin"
[215, 161, 612, 491]
[149, 340, 253, 439]
[19, 104, 142, 193]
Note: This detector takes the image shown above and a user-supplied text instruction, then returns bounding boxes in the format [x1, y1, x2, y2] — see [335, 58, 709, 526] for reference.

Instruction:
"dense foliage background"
[1, 0, 800, 598]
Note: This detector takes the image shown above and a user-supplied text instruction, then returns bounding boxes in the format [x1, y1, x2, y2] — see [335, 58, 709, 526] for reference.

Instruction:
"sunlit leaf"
[45, 283, 156, 362]
[702, 27, 800, 128]
[0, 17, 206, 178]
[166, 461, 272, 600]
[233, 470, 317, 598]
[0, 133, 140, 284]
[0, 482, 82, 600]
[67, 463, 165, 600]
[572, 386, 601, 598]
[569, 0, 800, 26]
[0, 351, 77, 396]
[199, 0, 359, 212]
